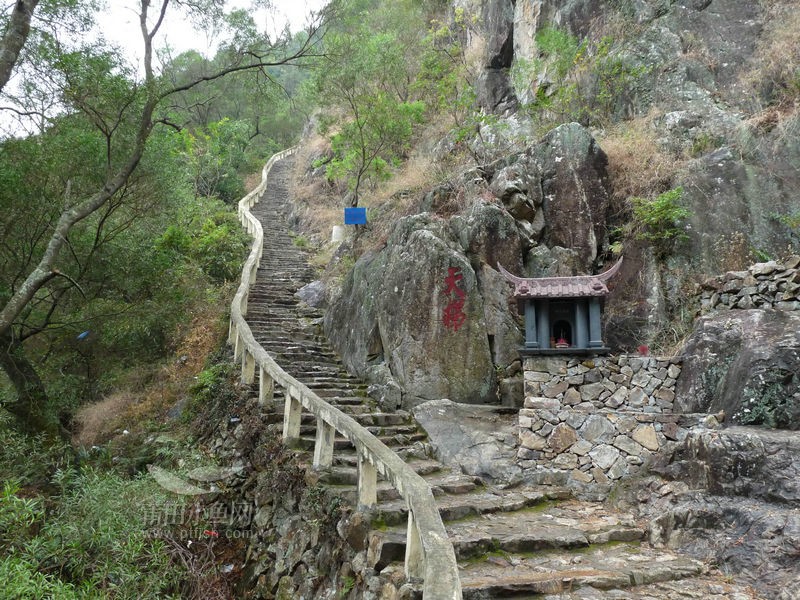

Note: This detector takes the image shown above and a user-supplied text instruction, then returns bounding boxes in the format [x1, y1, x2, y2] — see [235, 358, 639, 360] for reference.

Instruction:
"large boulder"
[325, 213, 506, 408]
[656, 426, 800, 506]
[477, 0, 517, 112]
[636, 426, 800, 597]
[675, 309, 800, 429]
[485, 123, 611, 271]
[413, 399, 521, 482]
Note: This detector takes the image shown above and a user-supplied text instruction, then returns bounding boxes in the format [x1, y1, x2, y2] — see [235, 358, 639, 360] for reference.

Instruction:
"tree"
[0, 0, 326, 435]
[0, 0, 39, 93]
[314, 0, 427, 206]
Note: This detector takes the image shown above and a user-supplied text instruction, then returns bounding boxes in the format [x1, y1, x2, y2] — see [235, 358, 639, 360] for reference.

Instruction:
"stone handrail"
[229, 149, 462, 599]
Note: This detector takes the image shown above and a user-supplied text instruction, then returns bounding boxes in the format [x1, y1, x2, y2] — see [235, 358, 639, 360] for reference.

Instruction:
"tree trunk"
[0, 0, 40, 94]
[0, 332, 58, 436]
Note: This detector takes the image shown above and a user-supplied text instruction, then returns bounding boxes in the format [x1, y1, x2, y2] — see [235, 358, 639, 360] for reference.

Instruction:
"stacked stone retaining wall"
[700, 255, 800, 312]
[517, 356, 711, 490]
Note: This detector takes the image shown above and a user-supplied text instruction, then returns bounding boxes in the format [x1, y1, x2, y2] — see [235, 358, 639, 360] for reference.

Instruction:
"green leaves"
[315, 0, 429, 202]
[631, 187, 691, 256]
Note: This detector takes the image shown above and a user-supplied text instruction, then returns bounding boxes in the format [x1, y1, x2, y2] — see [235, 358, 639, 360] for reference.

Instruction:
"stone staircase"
[244, 156, 762, 599]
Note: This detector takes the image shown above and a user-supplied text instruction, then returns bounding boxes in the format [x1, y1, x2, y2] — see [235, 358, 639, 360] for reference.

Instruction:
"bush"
[631, 187, 691, 255]
[1, 468, 186, 599]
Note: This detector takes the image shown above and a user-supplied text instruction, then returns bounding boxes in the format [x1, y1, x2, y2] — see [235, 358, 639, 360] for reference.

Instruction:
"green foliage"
[736, 374, 800, 429]
[631, 187, 691, 252]
[0, 481, 43, 551]
[315, 0, 429, 202]
[325, 97, 425, 201]
[513, 28, 651, 127]
[0, 412, 71, 483]
[179, 118, 250, 204]
[0, 556, 85, 600]
[0, 468, 185, 598]
[157, 202, 249, 283]
[187, 362, 238, 420]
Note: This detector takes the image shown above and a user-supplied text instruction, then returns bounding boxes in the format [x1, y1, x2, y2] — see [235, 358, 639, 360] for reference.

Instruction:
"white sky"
[1, 1, 326, 136]
[95, 0, 327, 66]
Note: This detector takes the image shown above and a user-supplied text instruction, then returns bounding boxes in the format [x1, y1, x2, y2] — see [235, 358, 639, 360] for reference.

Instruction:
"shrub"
[631, 187, 691, 255]
[10, 468, 186, 598]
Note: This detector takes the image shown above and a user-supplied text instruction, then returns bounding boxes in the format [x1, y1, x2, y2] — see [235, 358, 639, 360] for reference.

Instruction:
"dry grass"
[741, 5, 800, 111]
[73, 304, 228, 447]
[73, 391, 139, 446]
[600, 114, 683, 206]
[288, 120, 467, 262]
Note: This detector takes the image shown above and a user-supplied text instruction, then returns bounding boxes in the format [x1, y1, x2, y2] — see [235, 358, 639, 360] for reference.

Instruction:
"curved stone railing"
[229, 149, 462, 599]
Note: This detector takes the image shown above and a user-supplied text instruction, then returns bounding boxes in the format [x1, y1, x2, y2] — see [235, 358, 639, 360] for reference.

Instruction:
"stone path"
[245, 156, 764, 599]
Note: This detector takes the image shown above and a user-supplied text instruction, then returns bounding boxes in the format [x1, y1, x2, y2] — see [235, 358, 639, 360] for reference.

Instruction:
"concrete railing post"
[405, 511, 423, 579]
[233, 332, 242, 362]
[357, 453, 377, 508]
[250, 259, 259, 282]
[313, 418, 335, 469]
[283, 393, 301, 441]
[259, 367, 274, 406]
[241, 350, 255, 384]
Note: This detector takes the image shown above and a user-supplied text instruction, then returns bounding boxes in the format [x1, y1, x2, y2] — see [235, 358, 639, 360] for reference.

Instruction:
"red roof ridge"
[498, 256, 623, 299]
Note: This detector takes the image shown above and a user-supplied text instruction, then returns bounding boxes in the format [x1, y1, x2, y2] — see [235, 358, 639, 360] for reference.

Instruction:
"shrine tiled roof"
[498, 257, 623, 299]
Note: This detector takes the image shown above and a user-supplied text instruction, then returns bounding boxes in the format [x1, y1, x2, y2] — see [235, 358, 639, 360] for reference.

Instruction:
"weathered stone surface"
[414, 399, 520, 482]
[325, 214, 496, 407]
[655, 426, 800, 505]
[472, 0, 517, 112]
[524, 397, 560, 411]
[532, 124, 610, 269]
[675, 310, 800, 429]
[589, 444, 620, 471]
[295, 279, 327, 308]
[613, 435, 643, 457]
[580, 382, 606, 402]
[632, 424, 660, 451]
[548, 423, 578, 453]
[581, 414, 616, 443]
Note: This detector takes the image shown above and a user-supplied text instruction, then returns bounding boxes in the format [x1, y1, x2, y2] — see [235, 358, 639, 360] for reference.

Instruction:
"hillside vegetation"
[2, 0, 800, 596]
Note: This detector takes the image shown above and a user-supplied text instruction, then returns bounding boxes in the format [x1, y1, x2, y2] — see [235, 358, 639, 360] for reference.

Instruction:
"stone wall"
[516, 356, 713, 490]
[523, 355, 682, 414]
[700, 256, 800, 312]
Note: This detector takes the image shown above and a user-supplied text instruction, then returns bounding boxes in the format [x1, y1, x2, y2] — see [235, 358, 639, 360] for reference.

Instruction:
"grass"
[599, 114, 683, 208]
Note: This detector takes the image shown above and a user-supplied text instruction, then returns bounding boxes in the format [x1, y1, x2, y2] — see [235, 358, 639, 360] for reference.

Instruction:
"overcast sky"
[95, 0, 327, 66]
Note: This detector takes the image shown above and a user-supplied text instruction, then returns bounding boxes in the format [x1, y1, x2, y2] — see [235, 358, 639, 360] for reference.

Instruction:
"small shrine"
[498, 258, 623, 355]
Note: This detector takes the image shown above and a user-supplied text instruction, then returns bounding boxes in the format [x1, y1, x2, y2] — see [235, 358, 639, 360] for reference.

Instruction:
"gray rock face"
[325, 212, 512, 407]
[413, 399, 521, 483]
[485, 123, 611, 271]
[474, 0, 518, 112]
[633, 426, 800, 598]
[675, 309, 800, 429]
[534, 123, 611, 268]
[295, 280, 327, 308]
[655, 426, 800, 506]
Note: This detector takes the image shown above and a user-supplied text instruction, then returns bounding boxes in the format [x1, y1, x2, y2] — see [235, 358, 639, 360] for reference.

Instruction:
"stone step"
[296, 431, 427, 452]
[298, 423, 420, 438]
[372, 486, 572, 527]
[527, 577, 766, 599]
[319, 458, 444, 486]
[457, 543, 706, 598]
[327, 471, 481, 506]
[370, 500, 645, 569]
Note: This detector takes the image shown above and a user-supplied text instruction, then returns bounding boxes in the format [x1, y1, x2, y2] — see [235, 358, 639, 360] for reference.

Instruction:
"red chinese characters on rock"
[443, 267, 467, 331]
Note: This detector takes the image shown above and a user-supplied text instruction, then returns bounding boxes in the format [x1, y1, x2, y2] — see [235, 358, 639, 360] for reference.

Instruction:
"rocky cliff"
[316, 0, 800, 415]
[324, 122, 612, 408]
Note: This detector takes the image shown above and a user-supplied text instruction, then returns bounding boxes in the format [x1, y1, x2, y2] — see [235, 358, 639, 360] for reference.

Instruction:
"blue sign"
[344, 207, 367, 225]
